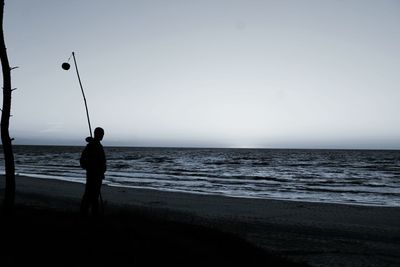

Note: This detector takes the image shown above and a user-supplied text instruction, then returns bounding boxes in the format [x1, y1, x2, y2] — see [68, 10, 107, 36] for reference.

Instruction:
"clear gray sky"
[2, 0, 400, 148]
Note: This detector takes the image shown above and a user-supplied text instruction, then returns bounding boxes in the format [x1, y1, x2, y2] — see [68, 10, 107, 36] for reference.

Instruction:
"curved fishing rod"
[62, 52, 93, 138]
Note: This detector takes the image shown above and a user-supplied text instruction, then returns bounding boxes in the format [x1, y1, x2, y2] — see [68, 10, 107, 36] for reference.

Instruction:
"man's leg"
[82, 173, 98, 215]
[80, 177, 90, 216]
[91, 177, 102, 215]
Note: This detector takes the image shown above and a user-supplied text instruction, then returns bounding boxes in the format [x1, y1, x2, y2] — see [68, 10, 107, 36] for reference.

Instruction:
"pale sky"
[2, 0, 400, 148]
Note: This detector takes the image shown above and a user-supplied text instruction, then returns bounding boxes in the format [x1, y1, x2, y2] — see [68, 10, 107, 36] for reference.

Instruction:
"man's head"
[94, 127, 104, 141]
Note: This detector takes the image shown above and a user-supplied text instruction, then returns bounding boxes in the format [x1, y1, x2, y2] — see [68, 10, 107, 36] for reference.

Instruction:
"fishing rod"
[62, 52, 93, 138]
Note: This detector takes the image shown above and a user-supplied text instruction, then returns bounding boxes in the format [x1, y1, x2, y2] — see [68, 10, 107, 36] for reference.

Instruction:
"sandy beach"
[1, 175, 399, 267]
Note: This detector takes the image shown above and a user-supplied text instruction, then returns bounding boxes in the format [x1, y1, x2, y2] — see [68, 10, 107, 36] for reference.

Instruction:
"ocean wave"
[2, 146, 400, 207]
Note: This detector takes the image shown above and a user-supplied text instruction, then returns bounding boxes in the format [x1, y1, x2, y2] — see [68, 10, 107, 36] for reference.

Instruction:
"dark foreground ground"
[0, 202, 308, 267]
[2, 176, 400, 267]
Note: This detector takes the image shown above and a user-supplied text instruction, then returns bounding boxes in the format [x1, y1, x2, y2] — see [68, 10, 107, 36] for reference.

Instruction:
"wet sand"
[1, 175, 400, 266]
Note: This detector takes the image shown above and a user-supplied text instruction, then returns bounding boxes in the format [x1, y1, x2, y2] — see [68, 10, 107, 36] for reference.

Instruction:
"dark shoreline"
[11, 173, 400, 208]
[1, 175, 400, 266]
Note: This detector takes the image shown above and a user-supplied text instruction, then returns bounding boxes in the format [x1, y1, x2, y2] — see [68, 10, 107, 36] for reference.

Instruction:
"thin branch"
[10, 66, 19, 70]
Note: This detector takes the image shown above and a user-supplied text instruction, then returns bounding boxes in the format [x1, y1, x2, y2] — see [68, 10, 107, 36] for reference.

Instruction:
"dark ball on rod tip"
[62, 62, 70, 70]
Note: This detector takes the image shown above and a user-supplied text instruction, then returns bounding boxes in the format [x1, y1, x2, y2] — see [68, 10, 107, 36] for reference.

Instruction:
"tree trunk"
[0, 0, 15, 214]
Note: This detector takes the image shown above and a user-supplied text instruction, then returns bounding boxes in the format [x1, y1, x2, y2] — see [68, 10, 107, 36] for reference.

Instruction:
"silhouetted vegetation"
[0, 0, 16, 214]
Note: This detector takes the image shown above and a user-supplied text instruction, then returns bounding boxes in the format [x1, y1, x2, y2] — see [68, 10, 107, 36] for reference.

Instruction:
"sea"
[1, 145, 399, 207]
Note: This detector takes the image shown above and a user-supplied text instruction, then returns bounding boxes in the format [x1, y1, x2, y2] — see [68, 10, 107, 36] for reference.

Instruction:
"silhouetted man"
[80, 127, 106, 216]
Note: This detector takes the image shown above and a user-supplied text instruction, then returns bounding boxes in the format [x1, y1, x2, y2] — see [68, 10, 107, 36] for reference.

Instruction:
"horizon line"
[4, 143, 400, 151]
